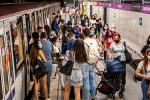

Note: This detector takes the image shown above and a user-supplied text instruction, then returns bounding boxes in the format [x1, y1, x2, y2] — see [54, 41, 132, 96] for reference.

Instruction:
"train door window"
[36, 11, 39, 27]
[25, 14, 32, 41]
[10, 19, 24, 74]
[38, 10, 42, 27]
[32, 12, 36, 32]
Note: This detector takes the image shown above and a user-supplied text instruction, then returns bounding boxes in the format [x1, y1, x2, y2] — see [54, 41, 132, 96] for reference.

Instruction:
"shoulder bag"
[59, 50, 74, 75]
[123, 41, 132, 64]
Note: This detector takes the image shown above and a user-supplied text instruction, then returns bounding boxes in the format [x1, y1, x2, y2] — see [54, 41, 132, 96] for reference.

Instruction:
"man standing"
[51, 16, 60, 36]
[82, 28, 99, 100]
[40, 32, 53, 98]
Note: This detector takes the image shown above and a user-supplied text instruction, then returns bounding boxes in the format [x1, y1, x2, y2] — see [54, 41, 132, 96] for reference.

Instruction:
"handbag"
[123, 42, 132, 63]
[32, 58, 47, 79]
[59, 51, 74, 75]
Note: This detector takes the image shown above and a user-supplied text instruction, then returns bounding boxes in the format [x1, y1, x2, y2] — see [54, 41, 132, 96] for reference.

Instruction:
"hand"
[146, 76, 150, 80]
[142, 75, 149, 80]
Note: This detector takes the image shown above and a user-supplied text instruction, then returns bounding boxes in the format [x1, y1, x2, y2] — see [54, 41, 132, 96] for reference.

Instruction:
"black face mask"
[114, 40, 120, 43]
[108, 35, 112, 37]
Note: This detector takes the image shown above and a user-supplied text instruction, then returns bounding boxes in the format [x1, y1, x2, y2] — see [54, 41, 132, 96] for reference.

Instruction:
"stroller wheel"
[108, 94, 115, 100]
[119, 91, 123, 98]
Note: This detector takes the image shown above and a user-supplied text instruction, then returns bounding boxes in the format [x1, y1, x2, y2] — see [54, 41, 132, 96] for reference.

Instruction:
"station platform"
[50, 60, 142, 100]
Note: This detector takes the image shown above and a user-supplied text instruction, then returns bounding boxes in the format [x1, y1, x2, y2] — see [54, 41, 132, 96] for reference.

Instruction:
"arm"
[135, 68, 145, 79]
[38, 50, 47, 63]
[109, 48, 113, 59]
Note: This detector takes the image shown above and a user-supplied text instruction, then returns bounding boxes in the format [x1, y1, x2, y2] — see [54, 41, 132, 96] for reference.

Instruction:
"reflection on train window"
[2, 31, 15, 93]
[6, 31, 14, 84]
[11, 22, 24, 72]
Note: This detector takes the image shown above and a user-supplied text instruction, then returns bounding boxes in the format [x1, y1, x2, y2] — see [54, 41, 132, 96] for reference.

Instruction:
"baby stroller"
[96, 59, 125, 99]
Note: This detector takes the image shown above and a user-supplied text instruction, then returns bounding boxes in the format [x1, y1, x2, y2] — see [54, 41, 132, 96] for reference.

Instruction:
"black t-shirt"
[141, 45, 150, 54]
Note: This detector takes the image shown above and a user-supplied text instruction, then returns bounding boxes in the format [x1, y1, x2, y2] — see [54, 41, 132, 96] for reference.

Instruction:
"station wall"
[107, 8, 150, 54]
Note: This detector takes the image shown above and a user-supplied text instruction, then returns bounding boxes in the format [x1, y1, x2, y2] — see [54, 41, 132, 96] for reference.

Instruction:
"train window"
[32, 12, 36, 32]
[10, 21, 24, 73]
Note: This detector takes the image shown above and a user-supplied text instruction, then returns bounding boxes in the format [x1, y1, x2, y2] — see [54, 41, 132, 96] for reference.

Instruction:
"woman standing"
[136, 49, 150, 100]
[29, 32, 48, 100]
[109, 34, 126, 92]
[63, 39, 88, 100]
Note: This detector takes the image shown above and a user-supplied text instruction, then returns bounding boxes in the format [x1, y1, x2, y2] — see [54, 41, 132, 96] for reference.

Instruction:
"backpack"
[84, 39, 99, 64]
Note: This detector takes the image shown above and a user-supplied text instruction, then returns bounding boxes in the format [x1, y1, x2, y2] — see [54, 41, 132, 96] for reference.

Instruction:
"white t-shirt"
[110, 41, 125, 58]
[138, 61, 150, 77]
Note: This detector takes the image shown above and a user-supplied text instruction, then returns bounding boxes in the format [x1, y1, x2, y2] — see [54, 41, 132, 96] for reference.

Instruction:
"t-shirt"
[41, 39, 53, 72]
[138, 61, 150, 77]
[110, 41, 125, 58]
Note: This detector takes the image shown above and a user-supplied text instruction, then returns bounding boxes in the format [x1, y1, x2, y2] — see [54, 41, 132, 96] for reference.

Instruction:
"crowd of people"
[28, 8, 150, 100]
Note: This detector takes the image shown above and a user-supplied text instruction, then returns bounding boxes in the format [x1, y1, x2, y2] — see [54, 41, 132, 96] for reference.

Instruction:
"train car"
[0, 2, 61, 100]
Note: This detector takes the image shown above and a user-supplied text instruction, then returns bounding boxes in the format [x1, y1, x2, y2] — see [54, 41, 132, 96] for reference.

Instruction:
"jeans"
[81, 63, 96, 100]
[141, 80, 148, 100]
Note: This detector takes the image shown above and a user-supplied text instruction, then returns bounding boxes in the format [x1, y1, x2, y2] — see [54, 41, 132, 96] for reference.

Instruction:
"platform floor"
[50, 60, 142, 100]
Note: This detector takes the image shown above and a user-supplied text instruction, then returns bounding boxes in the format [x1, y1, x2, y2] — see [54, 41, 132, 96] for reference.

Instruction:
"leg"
[74, 86, 81, 100]
[58, 73, 64, 89]
[34, 78, 39, 100]
[82, 70, 90, 100]
[64, 83, 71, 100]
[141, 80, 148, 100]
[47, 72, 51, 97]
[121, 63, 126, 87]
[41, 75, 48, 100]
[89, 65, 96, 99]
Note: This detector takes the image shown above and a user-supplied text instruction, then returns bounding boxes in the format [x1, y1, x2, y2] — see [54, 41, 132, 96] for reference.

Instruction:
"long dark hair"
[143, 49, 150, 71]
[31, 39, 41, 60]
[73, 39, 88, 63]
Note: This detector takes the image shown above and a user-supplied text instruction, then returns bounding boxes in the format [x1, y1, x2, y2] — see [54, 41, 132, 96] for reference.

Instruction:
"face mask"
[147, 56, 150, 60]
[38, 41, 42, 48]
[111, 28, 115, 31]
[114, 40, 120, 43]
[108, 35, 112, 37]
[85, 23, 88, 26]
[104, 26, 108, 30]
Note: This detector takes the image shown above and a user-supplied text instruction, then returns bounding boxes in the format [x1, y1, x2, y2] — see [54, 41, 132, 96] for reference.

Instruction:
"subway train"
[0, 2, 60, 100]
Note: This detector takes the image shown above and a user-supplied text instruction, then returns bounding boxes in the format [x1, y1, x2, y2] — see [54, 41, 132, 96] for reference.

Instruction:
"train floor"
[50, 60, 142, 100]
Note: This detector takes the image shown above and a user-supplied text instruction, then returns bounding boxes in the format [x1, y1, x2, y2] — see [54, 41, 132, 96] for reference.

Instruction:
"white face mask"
[111, 28, 115, 31]
[148, 56, 150, 60]
[85, 23, 88, 26]
[38, 41, 42, 48]
[104, 26, 108, 30]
